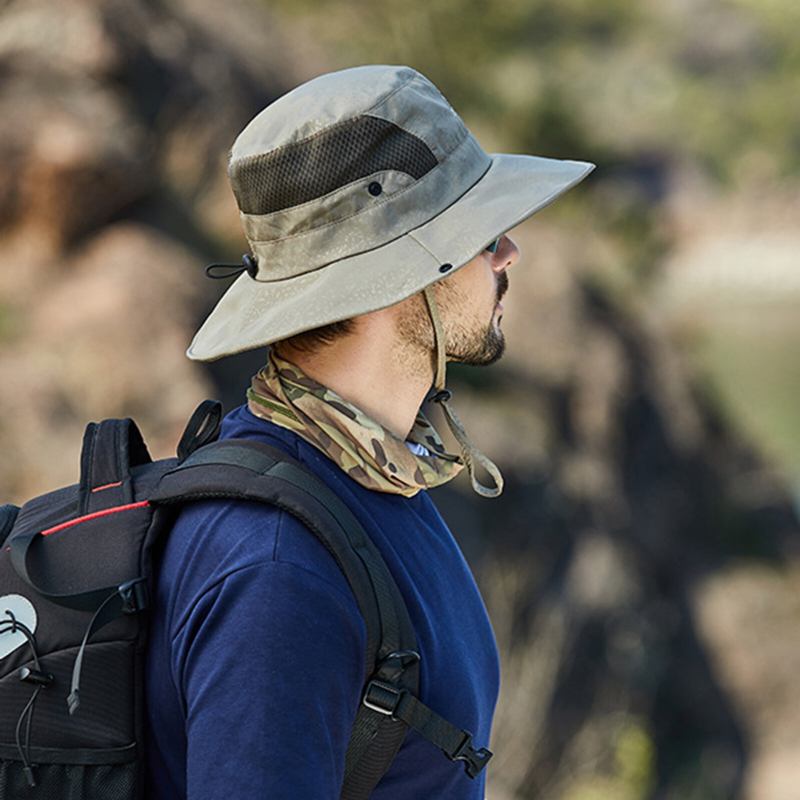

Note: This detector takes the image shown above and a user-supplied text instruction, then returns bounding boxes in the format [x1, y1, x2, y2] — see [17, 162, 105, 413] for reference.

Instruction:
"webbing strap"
[361, 679, 493, 778]
[394, 691, 492, 778]
[176, 400, 222, 463]
[9, 513, 152, 613]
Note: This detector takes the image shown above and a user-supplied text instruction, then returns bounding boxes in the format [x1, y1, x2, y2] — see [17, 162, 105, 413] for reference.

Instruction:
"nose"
[491, 235, 520, 273]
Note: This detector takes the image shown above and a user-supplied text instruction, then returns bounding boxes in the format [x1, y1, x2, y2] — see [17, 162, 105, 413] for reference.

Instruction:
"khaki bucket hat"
[187, 63, 595, 362]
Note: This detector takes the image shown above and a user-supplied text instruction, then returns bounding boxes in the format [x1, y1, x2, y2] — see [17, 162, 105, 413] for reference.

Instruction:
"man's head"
[197, 64, 592, 497]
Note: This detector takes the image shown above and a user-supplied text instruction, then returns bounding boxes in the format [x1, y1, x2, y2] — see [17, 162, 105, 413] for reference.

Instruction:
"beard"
[397, 270, 508, 368]
[448, 316, 506, 366]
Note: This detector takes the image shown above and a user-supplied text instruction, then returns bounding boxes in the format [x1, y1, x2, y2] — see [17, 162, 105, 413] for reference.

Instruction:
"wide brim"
[186, 153, 595, 361]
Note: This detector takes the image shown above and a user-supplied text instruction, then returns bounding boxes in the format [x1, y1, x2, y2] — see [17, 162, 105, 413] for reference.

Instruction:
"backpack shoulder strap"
[150, 438, 415, 795]
[150, 437, 493, 793]
[152, 438, 412, 663]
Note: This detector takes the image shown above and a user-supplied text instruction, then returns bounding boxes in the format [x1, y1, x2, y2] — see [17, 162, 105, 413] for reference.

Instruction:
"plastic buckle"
[362, 680, 404, 717]
[453, 734, 493, 778]
[429, 389, 452, 404]
[377, 649, 420, 671]
[370, 649, 420, 686]
[118, 578, 148, 614]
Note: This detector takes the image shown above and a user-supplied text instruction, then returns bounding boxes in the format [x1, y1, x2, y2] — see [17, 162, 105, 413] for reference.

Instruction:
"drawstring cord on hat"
[422, 286, 504, 498]
[205, 254, 259, 280]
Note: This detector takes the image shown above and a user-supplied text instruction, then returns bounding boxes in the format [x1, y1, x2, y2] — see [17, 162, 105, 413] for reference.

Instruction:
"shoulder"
[157, 494, 358, 631]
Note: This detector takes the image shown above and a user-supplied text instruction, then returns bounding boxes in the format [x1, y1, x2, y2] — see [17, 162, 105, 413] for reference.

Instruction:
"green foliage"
[563, 719, 655, 800]
[267, 0, 799, 180]
[692, 313, 800, 483]
[0, 302, 18, 344]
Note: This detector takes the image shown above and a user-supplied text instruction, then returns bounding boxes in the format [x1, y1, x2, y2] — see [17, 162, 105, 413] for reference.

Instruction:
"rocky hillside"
[1, 1, 798, 798]
[0, 0, 326, 495]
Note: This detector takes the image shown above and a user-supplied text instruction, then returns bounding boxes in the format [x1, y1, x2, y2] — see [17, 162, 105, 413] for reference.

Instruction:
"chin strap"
[422, 286, 504, 498]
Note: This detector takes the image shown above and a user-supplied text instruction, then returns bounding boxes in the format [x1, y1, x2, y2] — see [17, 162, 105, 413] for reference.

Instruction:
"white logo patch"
[0, 594, 38, 659]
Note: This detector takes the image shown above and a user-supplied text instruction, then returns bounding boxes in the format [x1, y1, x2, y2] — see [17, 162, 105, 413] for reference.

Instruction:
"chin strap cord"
[422, 286, 504, 498]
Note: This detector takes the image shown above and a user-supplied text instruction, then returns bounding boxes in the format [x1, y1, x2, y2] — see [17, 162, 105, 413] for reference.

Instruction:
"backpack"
[0, 400, 492, 799]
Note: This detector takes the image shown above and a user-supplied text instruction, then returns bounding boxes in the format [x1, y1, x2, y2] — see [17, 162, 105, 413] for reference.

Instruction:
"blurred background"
[0, 0, 798, 797]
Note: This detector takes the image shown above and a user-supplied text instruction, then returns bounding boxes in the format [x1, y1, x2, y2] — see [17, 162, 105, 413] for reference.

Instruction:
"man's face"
[396, 235, 520, 367]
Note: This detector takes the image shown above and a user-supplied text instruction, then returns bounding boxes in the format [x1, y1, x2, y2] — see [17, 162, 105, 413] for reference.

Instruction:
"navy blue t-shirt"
[145, 403, 500, 798]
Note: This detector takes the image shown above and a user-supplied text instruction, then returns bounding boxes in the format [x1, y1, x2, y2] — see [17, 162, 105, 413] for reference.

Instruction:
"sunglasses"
[485, 237, 501, 253]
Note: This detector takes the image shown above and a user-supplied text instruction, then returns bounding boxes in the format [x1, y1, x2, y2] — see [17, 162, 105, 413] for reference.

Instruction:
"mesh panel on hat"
[229, 114, 438, 216]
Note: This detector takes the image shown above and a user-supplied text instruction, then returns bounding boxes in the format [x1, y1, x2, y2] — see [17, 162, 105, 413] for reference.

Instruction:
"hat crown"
[231, 65, 438, 161]
[226, 64, 491, 280]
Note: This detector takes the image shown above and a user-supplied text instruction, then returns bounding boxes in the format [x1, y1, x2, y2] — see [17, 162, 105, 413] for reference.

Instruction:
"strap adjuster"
[376, 649, 420, 675]
[118, 578, 148, 613]
[429, 389, 452, 404]
[452, 734, 493, 778]
[362, 680, 404, 718]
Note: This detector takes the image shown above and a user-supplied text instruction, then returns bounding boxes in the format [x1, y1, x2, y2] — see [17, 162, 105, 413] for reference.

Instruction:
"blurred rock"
[432, 217, 799, 800]
[694, 564, 800, 800]
[0, 223, 214, 499]
[0, 1, 798, 799]
[0, 79, 152, 258]
[0, 0, 321, 499]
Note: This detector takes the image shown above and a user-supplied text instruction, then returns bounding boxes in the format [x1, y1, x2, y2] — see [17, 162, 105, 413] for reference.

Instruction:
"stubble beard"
[397, 272, 508, 370]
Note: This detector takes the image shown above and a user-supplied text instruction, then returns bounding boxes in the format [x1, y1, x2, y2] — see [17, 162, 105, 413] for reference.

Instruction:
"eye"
[485, 238, 500, 254]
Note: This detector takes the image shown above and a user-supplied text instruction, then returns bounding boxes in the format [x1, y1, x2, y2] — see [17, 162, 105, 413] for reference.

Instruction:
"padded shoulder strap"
[149, 438, 419, 796]
[150, 438, 493, 792]
[151, 439, 415, 667]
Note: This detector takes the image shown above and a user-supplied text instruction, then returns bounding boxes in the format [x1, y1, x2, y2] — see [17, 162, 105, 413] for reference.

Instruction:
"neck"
[273, 312, 434, 440]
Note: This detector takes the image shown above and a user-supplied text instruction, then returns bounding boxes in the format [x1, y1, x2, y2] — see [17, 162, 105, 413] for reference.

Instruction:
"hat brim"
[186, 153, 595, 361]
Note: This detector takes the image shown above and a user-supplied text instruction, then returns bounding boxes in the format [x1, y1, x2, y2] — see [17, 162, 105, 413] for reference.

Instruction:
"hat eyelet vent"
[438, 263, 453, 274]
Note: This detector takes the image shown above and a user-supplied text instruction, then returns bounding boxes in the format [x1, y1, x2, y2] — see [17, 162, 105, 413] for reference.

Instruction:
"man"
[145, 64, 593, 799]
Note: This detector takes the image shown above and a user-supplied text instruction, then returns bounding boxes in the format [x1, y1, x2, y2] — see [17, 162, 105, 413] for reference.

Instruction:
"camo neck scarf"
[246, 349, 464, 497]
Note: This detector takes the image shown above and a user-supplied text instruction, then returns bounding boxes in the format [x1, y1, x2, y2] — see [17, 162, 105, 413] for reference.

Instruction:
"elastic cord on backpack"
[0, 609, 49, 787]
[68, 588, 123, 717]
[15, 686, 42, 787]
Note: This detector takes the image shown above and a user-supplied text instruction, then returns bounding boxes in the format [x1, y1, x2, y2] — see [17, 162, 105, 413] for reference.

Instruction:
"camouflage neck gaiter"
[246, 349, 464, 497]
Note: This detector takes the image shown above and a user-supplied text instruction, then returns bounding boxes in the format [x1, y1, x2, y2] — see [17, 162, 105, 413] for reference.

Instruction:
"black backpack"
[0, 400, 492, 798]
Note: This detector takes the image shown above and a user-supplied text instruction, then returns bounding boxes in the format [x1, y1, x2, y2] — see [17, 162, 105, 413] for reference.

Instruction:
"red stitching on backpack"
[91, 481, 123, 493]
[40, 501, 151, 537]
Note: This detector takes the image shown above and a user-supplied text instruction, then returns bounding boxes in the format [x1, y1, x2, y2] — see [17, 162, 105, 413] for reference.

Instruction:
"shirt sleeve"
[170, 553, 367, 799]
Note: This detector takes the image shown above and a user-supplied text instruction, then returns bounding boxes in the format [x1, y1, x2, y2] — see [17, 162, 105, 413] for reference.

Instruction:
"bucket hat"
[188, 63, 595, 497]
[187, 63, 594, 362]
